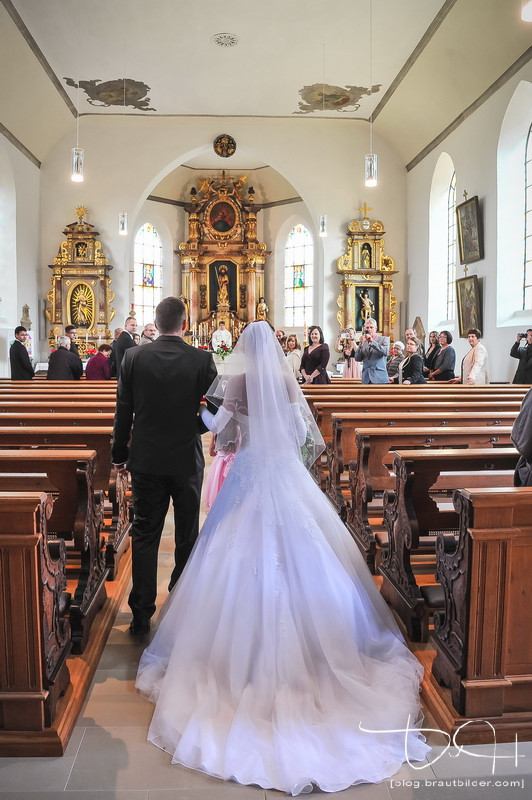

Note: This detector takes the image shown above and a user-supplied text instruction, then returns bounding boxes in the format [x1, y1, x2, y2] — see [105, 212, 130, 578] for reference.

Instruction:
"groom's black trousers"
[128, 470, 203, 624]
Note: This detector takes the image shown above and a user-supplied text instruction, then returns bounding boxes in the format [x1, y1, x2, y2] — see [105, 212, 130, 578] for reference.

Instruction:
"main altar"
[336, 204, 398, 336]
[178, 172, 270, 345]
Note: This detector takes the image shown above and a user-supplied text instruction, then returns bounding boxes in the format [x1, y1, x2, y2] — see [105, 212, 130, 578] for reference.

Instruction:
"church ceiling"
[0, 0, 531, 166]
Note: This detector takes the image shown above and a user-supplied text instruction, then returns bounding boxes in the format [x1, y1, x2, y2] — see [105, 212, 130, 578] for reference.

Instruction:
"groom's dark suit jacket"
[112, 335, 217, 477]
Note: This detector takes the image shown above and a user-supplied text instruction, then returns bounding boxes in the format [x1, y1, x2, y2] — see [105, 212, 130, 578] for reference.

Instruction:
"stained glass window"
[284, 225, 313, 327]
[133, 224, 163, 326]
[447, 171, 457, 320]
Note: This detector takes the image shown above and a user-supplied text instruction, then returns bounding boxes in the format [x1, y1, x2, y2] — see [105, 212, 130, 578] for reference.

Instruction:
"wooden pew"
[0, 491, 71, 730]
[345, 426, 514, 572]
[0, 427, 129, 580]
[0, 401, 116, 414]
[431, 487, 532, 720]
[0, 450, 108, 653]
[379, 448, 519, 641]
[0, 412, 115, 427]
[326, 410, 517, 515]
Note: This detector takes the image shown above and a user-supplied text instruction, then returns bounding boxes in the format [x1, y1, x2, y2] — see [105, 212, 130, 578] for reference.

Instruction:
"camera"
[518, 333, 526, 338]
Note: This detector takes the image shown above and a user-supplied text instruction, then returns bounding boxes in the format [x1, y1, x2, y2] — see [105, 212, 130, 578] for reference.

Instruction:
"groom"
[112, 297, 217, 635]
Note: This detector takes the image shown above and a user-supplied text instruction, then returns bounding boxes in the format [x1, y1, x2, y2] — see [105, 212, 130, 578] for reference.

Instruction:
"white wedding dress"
[136, 323, 429, 795]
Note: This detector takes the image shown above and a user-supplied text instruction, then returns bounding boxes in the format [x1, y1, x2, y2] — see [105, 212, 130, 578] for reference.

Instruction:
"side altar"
[45, 207, 116, 357]
[336, 204, 398, 337]
[178, 172, 270, 345]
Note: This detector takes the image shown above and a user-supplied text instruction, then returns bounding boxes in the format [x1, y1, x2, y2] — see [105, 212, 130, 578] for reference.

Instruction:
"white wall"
[407, 61, 532, 382]
[0, 137, 40, 376]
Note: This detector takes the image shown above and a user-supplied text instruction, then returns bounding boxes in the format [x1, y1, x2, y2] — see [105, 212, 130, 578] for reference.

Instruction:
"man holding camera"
[510, 329, 532, 384]
[354, 317, 390, 384]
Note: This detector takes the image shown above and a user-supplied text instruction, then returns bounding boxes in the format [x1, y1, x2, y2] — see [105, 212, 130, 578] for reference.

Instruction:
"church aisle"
[0, 437, 531, 798]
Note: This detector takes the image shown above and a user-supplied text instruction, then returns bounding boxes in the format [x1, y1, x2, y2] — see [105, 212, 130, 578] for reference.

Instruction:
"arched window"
[497, 81, 532, 323]
[446, 171, 457, 320]
[428, 152, 456, 328]
[524, 122, 532, 309]
[284, 224, 313, 327]
[133, 223, 163, 327]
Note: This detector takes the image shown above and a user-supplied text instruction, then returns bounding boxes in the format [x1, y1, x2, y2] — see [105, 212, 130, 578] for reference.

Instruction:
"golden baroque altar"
[179, 172, 270, 345]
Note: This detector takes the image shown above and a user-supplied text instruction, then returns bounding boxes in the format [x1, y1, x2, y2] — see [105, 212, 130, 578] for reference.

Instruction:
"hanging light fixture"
[522, 1, 532, 21]
[319, 44, 328, 237]
[364, 0, 377, 188]
[71, 74, 84, 182]
[118, 77, 128, 235]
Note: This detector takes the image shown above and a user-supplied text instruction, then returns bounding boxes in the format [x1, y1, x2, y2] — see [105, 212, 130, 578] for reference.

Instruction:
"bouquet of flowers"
[214, 343, 233, 361]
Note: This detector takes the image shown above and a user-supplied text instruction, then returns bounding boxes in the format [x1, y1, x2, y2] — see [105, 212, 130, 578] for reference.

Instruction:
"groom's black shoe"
[128, 617, 151, 637]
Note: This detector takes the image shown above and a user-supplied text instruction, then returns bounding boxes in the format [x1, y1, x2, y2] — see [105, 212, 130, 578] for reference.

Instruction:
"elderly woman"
[428, 330, 456, 381]
[423, 330, 440, 376]
[85, 343, 113, 380]
[387, 341, 405, 380]
[392, 337, 426, 384]
[461, 328, 489, 384]
[285, 334, 302, 380]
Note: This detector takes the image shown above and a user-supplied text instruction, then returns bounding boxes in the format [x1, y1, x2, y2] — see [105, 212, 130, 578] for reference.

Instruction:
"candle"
[85, 331, 88, 344]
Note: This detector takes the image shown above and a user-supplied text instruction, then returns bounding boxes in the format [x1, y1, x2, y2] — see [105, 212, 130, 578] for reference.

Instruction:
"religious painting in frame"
[456, 195, 483, 265]
[456, 274, 482, 337]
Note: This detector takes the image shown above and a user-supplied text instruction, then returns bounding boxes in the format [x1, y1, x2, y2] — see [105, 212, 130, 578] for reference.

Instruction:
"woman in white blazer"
[461, 328, 489, 384]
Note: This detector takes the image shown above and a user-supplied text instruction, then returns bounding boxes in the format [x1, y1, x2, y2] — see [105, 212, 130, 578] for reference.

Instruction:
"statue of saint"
[256, 296, 268, 320]
[359, 289, 374, 326]
[217, 264, 229, 306]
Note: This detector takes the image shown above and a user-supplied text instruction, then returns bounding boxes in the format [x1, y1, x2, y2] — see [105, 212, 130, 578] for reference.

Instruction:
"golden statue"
[217, 264, 229, 306]
[256, 296, 268, 320]
[359, 289, 374, 325]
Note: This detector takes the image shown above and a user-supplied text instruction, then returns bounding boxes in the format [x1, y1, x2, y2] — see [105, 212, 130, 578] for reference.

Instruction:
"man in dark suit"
[9, 326, 34, 380]
[65, 325, 81, 359]
[112, 316, 137, 377]
[47, 336, 83, 380]
[511, 329, 532, 384]
[112, 297, 217, 635]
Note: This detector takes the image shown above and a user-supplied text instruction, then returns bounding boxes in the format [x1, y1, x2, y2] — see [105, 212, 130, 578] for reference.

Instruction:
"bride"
[136, 321, 429, 795]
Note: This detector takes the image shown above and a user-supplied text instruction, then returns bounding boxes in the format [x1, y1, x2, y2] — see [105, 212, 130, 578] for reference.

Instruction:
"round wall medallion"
[213, 134, 237, 158]
[211, 32, 239, 48]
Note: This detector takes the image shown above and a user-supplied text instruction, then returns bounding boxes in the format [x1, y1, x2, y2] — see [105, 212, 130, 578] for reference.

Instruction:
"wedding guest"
[428, 330, 456, 381]
[512, 388, 532, 486]
[510, 329, 532, 384]
[393, 337, 426, 384]
[85, 343, 113, 380]
[47, 335, 83, 381]
[461, 328, 489, 384]
[387, 341, 405, 380]
[337, 328, 362, 379]
[285, 334, 302, 380]
[301, 325, 331, 384]
[9, 326, 34, 380]
[423, 330, 441, 376]
[354, 318, 390, 384]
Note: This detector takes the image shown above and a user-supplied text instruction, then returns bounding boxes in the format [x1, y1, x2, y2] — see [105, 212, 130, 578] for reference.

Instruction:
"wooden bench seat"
[325, 411, 517, 515]
[0, 427, 129, 580]
[0, 412, 115, 427]
[378, 447, 520, 641]
[431, 487, 532, 719]
[345, 426, 514, 573]
[0, 401, 116, 414]
[0, 451, 107, 653]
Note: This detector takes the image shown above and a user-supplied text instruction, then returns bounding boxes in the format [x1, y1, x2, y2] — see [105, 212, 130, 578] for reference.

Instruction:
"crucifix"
[359, 202, 373, 218]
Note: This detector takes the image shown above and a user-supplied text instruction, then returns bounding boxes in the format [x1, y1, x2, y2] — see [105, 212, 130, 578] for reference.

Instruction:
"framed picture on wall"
[456, 274, 482, 337]
[456, 195, 483, 264]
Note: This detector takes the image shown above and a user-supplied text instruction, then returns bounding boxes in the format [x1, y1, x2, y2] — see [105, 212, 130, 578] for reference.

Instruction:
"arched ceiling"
[1, 0, 531, 180]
